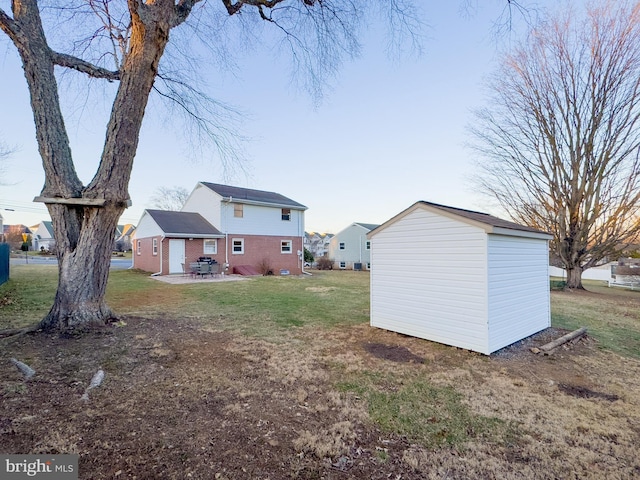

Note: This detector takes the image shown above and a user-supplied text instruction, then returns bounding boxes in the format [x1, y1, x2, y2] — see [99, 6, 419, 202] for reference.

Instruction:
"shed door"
[168, 239, 185, 274]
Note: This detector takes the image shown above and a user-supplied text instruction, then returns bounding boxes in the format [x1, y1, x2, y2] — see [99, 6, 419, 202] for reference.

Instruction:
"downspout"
[224, 196, 231, 270]
[151, 235, 165, 276]
[301, 212, 312, 276]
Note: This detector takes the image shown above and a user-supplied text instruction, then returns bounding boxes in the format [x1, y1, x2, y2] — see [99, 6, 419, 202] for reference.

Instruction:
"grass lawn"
[1, 267, 639, 478]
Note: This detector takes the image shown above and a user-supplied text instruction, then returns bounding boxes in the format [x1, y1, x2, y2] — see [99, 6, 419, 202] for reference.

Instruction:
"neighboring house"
[134, 182, 307, 275]
[368, 201, 552, 355]
[328, 222, 379, 270]
[30, 220, 55, 252]
[115, 223, 136, 251]
[304, 232, 334, 260]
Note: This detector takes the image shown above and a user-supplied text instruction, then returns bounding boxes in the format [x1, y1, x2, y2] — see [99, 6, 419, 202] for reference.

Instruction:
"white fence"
[549, 264, 613, 282]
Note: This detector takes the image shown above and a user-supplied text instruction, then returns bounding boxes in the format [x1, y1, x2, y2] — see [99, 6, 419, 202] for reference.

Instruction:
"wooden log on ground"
[539, 327, 588, 353]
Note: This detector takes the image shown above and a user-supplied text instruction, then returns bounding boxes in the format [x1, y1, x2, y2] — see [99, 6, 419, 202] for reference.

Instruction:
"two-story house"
[133, 182, 307, 275]
[304, 232, 334, 260]
[328, 222, 379, 270]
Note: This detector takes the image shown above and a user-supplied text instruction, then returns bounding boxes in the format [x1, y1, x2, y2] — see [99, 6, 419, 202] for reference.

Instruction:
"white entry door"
[168, 239, 185, 274]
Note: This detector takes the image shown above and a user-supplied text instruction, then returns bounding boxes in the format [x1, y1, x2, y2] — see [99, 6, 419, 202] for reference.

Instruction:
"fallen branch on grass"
[81, 369, 105, 402]
[531, 327, 588, 354]
[10, 358, 36, 379]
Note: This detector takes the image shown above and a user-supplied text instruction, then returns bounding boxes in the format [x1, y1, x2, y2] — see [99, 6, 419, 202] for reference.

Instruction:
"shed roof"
[369, 201, 552, 240]
[145, 210, 223, 238]
[201, 182, 307, 209]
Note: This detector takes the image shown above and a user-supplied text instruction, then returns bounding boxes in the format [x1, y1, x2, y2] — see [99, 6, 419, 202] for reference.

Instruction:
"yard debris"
[80, 369, 105, 402]
[536, 327, 588, 354]
[10, 358, 35, 379]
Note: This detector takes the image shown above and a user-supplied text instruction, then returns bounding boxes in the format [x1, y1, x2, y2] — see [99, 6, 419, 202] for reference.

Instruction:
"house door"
[168, 239, 185, 274]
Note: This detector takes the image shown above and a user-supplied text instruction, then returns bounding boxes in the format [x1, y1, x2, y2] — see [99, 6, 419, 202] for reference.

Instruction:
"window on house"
[281, 208, 291, 221]
[137, 240, 141, 255]
[232, 238, 244, 254]
[281, 240, 292, 253]
[339, 261, 346, 269]
[366, 241, 371, 250]
[234, 203, 243, 218]
[152, 238, 158, 256]
[204, 239, 217, 255]
[339, 242, 345, 250]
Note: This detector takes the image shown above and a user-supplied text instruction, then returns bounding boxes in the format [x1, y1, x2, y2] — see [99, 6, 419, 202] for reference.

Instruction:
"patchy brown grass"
[1, 271, 640, 478]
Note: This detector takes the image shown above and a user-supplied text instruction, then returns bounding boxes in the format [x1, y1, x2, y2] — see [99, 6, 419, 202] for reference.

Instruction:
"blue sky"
[0, 1, 559, 233]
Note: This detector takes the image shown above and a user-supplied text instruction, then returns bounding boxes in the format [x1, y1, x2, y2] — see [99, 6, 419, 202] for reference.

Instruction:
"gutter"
[151, 235, 165, 276]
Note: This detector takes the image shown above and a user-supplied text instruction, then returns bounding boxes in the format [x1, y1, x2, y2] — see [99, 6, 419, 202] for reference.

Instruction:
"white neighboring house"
[368, 201, 552, 355]
[304, 232, 333, 260]
[30, 221, 55, 252]
[328, 222, 379, 270]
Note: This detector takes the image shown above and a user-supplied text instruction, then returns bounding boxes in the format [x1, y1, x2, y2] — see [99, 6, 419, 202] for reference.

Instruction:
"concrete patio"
[150, 273, 249, 285]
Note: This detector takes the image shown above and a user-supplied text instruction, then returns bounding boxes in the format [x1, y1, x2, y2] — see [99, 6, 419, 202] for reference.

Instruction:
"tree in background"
[470, 0, 640, 289]
[304, 248, 314, 264]
[3, 225, 30, 251]
[0, 1, 421, 331]
[150, 186, 190, 211]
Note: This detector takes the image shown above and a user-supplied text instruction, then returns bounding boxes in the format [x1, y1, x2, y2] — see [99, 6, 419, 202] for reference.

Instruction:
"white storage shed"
[367, 201, 552, 355]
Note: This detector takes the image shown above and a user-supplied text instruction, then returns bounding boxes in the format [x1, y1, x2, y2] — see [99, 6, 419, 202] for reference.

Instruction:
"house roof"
[369, 201, 552, 240]
[201, 182, 307, 210]
[145, 210, 223, 238]
[41, 221, 54, 237]
[354, 222, 380, 232]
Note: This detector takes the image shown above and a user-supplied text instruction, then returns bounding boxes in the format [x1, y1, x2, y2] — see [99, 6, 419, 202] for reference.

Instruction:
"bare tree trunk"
[565, 266, 584, 290]
[40, 205, 122, 330]
[2, 0, 171, 331]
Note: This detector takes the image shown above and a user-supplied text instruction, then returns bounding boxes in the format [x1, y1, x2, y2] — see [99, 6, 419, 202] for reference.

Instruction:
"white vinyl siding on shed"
[370, 208, 489, 354]
[487, 235, 550, 352]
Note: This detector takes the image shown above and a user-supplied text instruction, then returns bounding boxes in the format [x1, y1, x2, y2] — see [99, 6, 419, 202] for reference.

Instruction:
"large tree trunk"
[565, 266, 584, 289]
[40, 205, 123, 331]
[4, 0, 172, 332]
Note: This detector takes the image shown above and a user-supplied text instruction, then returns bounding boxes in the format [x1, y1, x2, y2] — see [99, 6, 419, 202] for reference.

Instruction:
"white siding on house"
[487, 235, 550, 353]
[133, 213, 163, 239]
[328, 224, 373, 268]
[181, 183, 304, 237]
[181, 184, 223, 228]
[221, 202, 304, 236]
[370, 208, 490, 354]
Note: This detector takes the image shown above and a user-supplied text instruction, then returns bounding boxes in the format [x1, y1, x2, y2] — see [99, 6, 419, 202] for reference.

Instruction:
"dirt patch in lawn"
[363, 342, 425, 363]
[2, 318, 640, 479]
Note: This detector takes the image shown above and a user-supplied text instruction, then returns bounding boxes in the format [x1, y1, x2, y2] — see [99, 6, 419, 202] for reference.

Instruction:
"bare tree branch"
[149, 186, 190, 211]
[51, 51, 120, 80]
